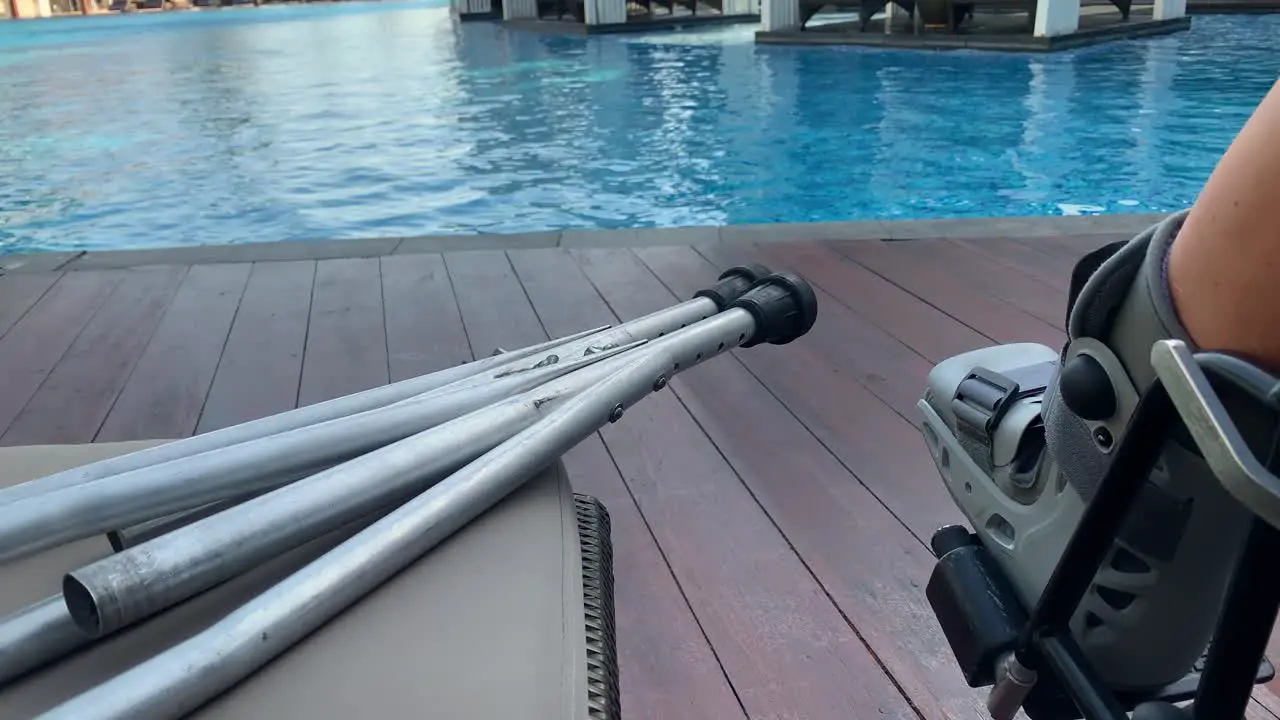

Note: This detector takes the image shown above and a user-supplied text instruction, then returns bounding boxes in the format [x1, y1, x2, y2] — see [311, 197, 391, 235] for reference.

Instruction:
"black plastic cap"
[1058, 353, 1116, 421]
[731, 271, 818, 348]
[930, 525, 978, 559]
[693, 263, 772, 311]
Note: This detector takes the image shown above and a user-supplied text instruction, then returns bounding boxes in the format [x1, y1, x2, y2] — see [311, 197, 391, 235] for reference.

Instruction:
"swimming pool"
[1, 5, 1278, 253]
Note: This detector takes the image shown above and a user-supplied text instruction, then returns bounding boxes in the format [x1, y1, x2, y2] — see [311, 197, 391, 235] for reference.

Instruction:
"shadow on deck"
[0, 231, 1277, 717]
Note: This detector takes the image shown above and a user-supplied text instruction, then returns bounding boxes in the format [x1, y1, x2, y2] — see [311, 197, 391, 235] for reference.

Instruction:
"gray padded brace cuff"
[1047, 210, 1198, 502]
[1067, 209, 1196, 387]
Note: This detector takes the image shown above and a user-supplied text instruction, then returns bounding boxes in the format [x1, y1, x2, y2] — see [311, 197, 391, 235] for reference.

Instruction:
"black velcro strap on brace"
[1066, 241, 1128, 332]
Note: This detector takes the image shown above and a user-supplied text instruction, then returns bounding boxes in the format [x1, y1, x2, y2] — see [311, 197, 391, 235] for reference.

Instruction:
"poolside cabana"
[495, 0, 760, 33]
[755, 0, 1190, 49]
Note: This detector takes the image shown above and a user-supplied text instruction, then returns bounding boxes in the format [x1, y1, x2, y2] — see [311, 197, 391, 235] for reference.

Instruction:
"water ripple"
[1, 5, 1278, 252]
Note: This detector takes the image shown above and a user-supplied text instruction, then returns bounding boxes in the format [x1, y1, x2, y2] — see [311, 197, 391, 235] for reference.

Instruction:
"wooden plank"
[629, 247, 995, 717]
[1255, 685, 1280, 720]
[197, 261, 315, 433]
[0, 271, 124, 440]
[750, 241, 991, 363]
[1019, 233, 1130, 265]
[952, 237, 1071, 292]
[638, 245, 929, 421]
[507, 249, 616, 338]
[2, 266, 187, 446]
[1251, 702, 1280, 720]
[471, 248, 747, 717]
[1260, 627, 1280, 715]
[561, 436, 745, 720]
[297, 258, 389, 408]
[883, 239, 1067, 328]
[0, 273, 59, 342]
[569, 248, 919, 718]
[96, 264, 252, 442]
[646, 244, 962, 542]
[380, 254, 471, 383]
[444, 251, 548, 355]
[834, 240, 1066, 348]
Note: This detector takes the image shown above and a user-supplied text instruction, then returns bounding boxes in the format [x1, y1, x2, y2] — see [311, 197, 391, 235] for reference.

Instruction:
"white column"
[35, 0, 50, 16]
[504, 0, 536, 18]
[723, 0, 750, 14]
[761, 0, 799, 31]
[1033, 0, 1079, 37]
[466, 0, 492, 12]
[1153, 0, 1184, 20]
[884, 0, 897, 32]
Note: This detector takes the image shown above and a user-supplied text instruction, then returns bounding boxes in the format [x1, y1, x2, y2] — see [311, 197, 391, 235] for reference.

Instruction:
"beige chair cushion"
[0, 441, 589, 720]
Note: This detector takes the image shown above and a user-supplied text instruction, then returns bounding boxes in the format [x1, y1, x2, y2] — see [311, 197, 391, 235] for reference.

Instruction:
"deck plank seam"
[665, 380, 928, 719]
[377, 257, 393, 386]
[89, 265, 193, 443]
[749, 242, 937, 367]
[592, 421, 752, 720]
[958, 236, 1064, 267]
[290, 261, 321, 412]
[440, 255, 479, 365]
[551, 250, 771, 719]
[50, 252, 86, 272]
[825, 241, 1002, 345]
[691, 242, 933, 428]
[0, 269, 129, 442]
[835, 239, 1065, 340]
[0, 273, 62, 346]
[500, 250, 557, 344]
[946, 238, 1071, 293]
[187, 265, 254, 439]
[640, 246, 937, 546]
[498, 249, 754, 716]
[618, 247, 929, 715]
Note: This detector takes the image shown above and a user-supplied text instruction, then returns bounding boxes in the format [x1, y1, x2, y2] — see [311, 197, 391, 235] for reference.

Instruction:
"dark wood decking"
[1, 234, 1278, 718]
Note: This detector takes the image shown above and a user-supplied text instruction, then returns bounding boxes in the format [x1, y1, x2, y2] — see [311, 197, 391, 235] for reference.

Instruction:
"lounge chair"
[0, 441, 615, 719]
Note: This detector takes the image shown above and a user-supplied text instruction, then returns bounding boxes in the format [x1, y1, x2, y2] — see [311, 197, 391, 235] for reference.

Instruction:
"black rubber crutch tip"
[731, 271, 819, 348]
[693, 263, 772, 311]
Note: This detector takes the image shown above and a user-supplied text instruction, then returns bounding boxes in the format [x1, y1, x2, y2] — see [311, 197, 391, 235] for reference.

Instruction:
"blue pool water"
[2, 5, 1279, 252]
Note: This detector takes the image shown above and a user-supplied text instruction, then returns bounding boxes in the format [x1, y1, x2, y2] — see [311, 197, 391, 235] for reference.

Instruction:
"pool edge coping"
[0, 213, 1169, 272]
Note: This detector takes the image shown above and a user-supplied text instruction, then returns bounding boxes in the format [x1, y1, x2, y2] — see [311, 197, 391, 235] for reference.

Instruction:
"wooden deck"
[1, 232, 1278, 718]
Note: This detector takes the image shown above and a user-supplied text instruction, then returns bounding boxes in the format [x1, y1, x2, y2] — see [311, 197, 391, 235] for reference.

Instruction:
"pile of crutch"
[0, 264, 817, 720]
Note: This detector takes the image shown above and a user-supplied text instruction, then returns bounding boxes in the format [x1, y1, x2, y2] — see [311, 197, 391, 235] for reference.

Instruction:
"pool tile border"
[0, 213, 1171, 273]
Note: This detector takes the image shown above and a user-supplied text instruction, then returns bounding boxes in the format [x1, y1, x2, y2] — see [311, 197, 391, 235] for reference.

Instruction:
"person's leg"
[1170, 78, 1280, 369]
[1001, 86, 1280, 687]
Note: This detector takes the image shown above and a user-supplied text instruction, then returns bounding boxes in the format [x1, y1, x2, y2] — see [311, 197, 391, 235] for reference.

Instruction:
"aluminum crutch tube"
[63, 394, 552, 637]
[0, 346, 634, 564]
[0, 330, 595, 510]
[62, 308, 764, 637]
[0, 267, 766, 511]
[40, 351, 678, 720]
[0, 598, 86, 687]
[39, 271, 817, 720]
